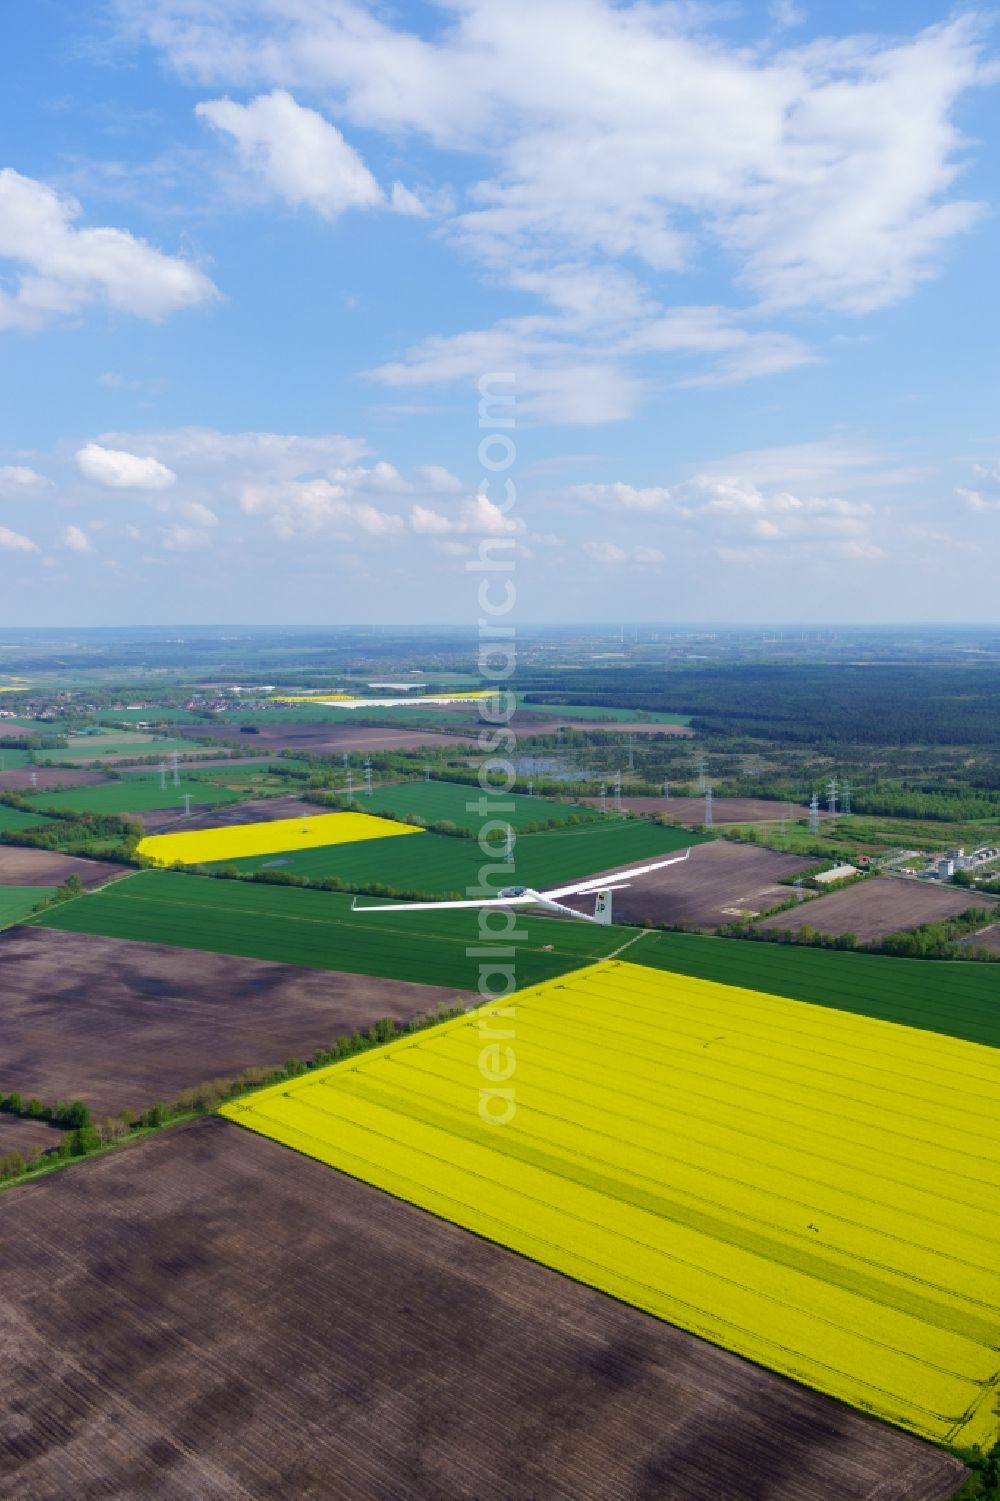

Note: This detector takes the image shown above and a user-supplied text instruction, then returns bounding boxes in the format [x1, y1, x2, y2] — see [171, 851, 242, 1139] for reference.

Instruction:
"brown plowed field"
[561, 840, 814, 929]
[0, 767, 110, 793]
[963, 921, 1000, 954]
[0, 848, 125, 889]
[136, 794, 322, 833]
[581, 795, 823, 824]
[757, 875, 997, 942]
[0, 1117, 966, 1501]
[0, 929, 463, 1118]
[0, 1116, 63, 1161]
[186, 722, 479, 752]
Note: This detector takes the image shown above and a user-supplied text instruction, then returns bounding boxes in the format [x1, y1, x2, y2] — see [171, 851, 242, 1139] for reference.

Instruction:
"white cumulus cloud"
[75, 442, 177, 491]
[62, 524, 95, 554]
[0, 464, 52, 495]
[0, 524, 39, 553]
[196, 90, 383, 219]
[0, 169, 218, 331]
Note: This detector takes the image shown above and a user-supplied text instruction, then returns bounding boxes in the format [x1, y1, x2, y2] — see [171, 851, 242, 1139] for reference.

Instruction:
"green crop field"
[32, 870, 619, 988]
[0, 748, 33, 769]
[626, 929, 1000, 1050]
[30, 867, 1000, 1049]
[99, 708, 208, 725]
[0, 885, 57, 927]
[23, 777, 244, 817]
[209, 819, 705, 895]
[515, 702, 692, 724]
[37, 734, 214, 765]
[0, 805, 54, 834]
[360, 780, 601, 831]
[183, 764, 292, 788]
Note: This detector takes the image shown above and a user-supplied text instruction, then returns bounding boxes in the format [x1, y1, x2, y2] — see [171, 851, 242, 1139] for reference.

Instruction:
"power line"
[704, 786, 713, 828]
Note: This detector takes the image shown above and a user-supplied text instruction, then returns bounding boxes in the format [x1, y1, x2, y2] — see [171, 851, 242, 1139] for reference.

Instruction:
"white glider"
[350, 848, 691, 925]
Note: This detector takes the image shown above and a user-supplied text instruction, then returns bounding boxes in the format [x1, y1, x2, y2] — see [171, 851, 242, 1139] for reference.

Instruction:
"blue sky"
[1, 0, 998, 625]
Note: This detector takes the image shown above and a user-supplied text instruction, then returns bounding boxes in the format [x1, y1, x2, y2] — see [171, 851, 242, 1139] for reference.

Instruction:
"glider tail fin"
[593, 890, 613, 925]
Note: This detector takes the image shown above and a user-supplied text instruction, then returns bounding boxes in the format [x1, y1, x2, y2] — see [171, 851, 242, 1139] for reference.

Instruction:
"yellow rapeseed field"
[138, 810, 421, 866]
[273, 690, 494, 705]
[224, 960, 1000, 1449]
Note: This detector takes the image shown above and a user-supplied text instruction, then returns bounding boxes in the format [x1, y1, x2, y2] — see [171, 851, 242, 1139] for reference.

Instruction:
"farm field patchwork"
[32, 870, 619, 988]
[360, 778, 602, 831]
[0, 1117, 966, 1501]
[0, 747, 32, 769]
[0, 885, 56, 928]
[208, 817, 704, 894]
[138, 809, 422, 866]
[629, 929, 1000, 1050]
[561, 839, 814, 929]
[225, 961, 1000, 1449]
[22, 775, 244, 817]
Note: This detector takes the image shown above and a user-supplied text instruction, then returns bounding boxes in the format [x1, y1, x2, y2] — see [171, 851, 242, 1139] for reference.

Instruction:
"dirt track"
[0, 1117, 966, 1501]
[0, 928, 464, 1117]
[562, 840, 814, 928]
[758, 875, 997, 941]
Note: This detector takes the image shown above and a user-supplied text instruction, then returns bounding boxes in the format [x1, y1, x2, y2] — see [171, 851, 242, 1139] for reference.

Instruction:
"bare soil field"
[0, 1116, 965, 1501]
[581, 795, 822, 824]
[0, 928, 465, 1118]
[0, 1116, 63, 1161]
[136, 794, 320, 833]
[0, 767, 110, 794]
[0, 848, 125, 889]
[186, 722, 480, 752]
[758, 875, 997, 942]
[963, 921, 1000, 955]
[562, 840, 815, 929]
